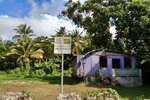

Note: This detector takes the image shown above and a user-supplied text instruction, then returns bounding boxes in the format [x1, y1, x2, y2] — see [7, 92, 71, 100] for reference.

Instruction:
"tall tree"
[70, 29, 88, 54]
[34, 36, 60, 60]
[59, 0, 112, 49]
[112, 0, 150, 55]
[55, 26, 69, 37]
[60, 0, 150, 54]
[6, 37, 44, 65]
[13, 24, 36, 40]
[0, 39, 17, 70]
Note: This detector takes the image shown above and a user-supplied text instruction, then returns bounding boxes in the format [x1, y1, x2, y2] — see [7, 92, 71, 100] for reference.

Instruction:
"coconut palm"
[6, 37, 44, 62]
[71, 29, 88, 54]
[55, 26, 69, 36]
[12, 24, 36, 40]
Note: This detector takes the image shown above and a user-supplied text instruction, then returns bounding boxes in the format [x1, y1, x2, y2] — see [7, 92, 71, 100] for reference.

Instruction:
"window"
[112, 59, 120, 68]
[100, 56, 107, 68]
[124, 57, 131, 68]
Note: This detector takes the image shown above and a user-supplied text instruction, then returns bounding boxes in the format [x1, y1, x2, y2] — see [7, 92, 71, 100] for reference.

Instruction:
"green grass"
[0, 74, 82, 85]
[0, 74, 150, 100]
[113, 85, 150, 100]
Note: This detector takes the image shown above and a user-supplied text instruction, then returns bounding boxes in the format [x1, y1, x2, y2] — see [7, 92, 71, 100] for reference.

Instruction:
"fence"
[112, 69, 142, 77]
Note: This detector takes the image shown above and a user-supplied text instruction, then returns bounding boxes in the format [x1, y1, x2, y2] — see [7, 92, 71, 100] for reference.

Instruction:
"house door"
[107, 56, 124, 76]
[112, 59, 121, 68]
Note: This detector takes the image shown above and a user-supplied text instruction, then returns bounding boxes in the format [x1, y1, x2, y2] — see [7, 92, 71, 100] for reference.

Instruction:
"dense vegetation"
[0, 0, 150, 84]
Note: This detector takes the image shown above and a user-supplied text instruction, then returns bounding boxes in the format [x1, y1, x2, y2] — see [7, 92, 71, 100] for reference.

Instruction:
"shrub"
[51, 69, 61, 76]
[88, 72, 91, 82]
[8, 70, 15, 75]
[81, 88, 120, 100]
[0, 71, 7, 75]
[22, 70, 30, 76]
[34, 59, 60, 74]
[17, 60, 24, 72]
[63, 68, 72, 76]
[95, 69, 101, 82]
[21, 90, 33, 98]
[31, 69, 46, 77]
[83, 71, 86, 83]
[14, 68, 22, 75]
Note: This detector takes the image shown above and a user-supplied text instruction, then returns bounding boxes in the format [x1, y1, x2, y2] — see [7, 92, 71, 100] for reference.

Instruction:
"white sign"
[54, 37, 71, 54]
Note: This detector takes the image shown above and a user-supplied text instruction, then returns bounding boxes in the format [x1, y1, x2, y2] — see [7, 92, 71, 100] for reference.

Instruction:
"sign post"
[61, 53, 64, 94]
[54, 37, 71, 94]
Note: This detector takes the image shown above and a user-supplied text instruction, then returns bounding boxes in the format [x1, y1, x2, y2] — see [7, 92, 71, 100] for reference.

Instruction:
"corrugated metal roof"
[80, 48, 136, 61]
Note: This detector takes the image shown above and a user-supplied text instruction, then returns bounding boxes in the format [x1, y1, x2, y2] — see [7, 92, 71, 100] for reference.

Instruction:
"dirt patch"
[0, 81, 110, 100]
[85, 82, 111, 88]
[2, 80, 43, 85]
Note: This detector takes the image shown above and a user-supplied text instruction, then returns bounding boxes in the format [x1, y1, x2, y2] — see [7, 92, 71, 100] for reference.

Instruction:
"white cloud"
[0, 14, 116, 40]
[110, 26, 116, 39]
[65, 0, 87, 4]
[28, 0, 65, 17]
[0, 14, 77, 40]
[0, 0, 116, 40]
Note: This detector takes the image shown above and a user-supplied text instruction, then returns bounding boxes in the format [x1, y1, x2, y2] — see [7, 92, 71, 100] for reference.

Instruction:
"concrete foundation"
[112, 77, 142, 87]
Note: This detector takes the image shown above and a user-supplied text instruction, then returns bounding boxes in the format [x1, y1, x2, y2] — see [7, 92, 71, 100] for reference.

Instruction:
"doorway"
[112, 59, 120, 68]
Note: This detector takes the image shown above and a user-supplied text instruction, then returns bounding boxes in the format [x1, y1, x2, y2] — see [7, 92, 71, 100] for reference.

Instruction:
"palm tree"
[71, 29, 88, 54]
[6, 37, 44, 62]
[0, 39, 13, 60]
[55, 26, 69, 36]
[12, 24, 36, 40]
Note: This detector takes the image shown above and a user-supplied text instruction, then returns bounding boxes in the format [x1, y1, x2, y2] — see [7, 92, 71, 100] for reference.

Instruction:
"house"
[72, 49, 142, 87]
[72, 49, 136, 77]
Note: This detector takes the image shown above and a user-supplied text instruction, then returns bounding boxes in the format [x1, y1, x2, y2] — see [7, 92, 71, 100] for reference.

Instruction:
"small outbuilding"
[72, 49, 142, 87]
[72, 49, 136, 77]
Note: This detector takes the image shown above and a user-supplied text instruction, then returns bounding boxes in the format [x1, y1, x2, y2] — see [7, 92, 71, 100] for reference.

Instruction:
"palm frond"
[5, 53, 12, 56]
[13, 29, 22, 35]
[12, 35, 21, 40]
[10, 49, 22, 55]
[30, 54, 43, 59]
[17, 55, 24, 62]
[28, 34, 36, 36]
[32, 49, 44, 54]
[26, 26, 33, 34]
[13, 24, 34, 39]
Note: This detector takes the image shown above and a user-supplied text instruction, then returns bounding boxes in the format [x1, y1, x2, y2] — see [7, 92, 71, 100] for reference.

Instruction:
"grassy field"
[0, 75, 149, 100]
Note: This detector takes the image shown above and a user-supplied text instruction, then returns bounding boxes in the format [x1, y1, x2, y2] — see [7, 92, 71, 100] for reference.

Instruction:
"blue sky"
[0, 0, 31, 18]
[0, 0, 116, 40]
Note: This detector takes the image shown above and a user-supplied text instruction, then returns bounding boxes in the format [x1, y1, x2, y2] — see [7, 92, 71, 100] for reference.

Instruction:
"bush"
[0, 71, 7, 75]
[8, 70, 15, 75]
[81, 88, 120, 100]
[22, 70, 30, 76]
[34, 59, 60, 74]
[95, 69, 101, 82]
[14, 68, 22, 75]
[51, 69, 61, 76]
[88, 72, 91, 82]
[63, 68, 72, 76]
[31, 69, 46, 77]
[83, 71, 86, 83]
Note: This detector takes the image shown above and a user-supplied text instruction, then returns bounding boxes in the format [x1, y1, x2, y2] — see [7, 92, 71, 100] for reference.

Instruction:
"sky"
[0, 0, 116, 40]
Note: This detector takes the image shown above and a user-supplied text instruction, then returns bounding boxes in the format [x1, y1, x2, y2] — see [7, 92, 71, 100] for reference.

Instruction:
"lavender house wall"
[73, 54, 136, 77]
[100, 56, 124, 76]
[83, 55, 99, 77]
[75, 55, 99, 77]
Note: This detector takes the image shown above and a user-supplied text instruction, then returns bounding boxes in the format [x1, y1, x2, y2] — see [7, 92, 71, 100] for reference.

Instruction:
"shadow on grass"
[24, 75, 83, 85]
[112, 85, 150, 100]
[85, 82, 110, 88]
[84, 82, 150, 100]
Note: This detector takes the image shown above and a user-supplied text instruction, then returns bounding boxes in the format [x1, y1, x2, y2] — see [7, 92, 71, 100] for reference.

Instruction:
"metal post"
[61, 53, 64, 94]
